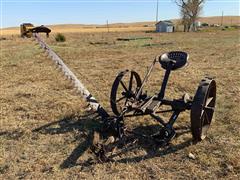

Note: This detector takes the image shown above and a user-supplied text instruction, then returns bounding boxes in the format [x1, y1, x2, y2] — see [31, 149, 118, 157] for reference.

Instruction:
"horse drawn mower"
[32, 32, 216, 162]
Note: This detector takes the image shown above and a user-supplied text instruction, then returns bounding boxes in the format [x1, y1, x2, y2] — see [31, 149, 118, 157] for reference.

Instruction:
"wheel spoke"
[205, 107, 214, 115]
[204, 106, 214, 111]
[200, 111, 204, 123]
[204, 111, 210, 124]
[116, 96, 126, 103]
[200, 111, 208, 125]
[200, 109, 205, 118]
[206, 97, 214, 107]
[120, 80, 128, 92]
[128, 73, 133, 91]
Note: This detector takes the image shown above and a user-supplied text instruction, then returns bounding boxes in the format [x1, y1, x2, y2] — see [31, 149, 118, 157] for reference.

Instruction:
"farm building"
[155, 20, 174, 32]
[195, 21, 202, 27]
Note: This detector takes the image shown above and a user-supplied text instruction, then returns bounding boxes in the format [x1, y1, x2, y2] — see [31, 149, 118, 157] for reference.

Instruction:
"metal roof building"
[156, 20, 174, 33]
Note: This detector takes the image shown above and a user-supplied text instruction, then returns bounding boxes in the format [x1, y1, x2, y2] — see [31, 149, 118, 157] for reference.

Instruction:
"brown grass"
[0, 28, 239, 179]
[1, 16, 239, 35]
[198, 16, 240, 25]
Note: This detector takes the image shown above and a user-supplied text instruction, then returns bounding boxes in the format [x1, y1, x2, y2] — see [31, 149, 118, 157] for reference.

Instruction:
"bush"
[201, 23, 209, 27]
[55, 33, 66, 42]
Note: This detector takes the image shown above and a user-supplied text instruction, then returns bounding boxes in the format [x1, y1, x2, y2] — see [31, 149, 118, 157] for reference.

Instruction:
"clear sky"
[1, 0, 239, 28]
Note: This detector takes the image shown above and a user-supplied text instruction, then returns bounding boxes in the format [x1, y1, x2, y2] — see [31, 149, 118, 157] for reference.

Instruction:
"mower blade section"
[33, 33, 109, 119]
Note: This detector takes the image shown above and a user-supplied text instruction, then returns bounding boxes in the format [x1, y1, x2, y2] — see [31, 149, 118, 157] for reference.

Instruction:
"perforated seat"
[159, 51, 189, 70]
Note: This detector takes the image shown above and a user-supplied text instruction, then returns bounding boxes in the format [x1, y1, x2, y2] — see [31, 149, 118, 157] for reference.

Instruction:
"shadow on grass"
[113, 138, 192, 164]
[0, 129, 25, 140]
[105, 125, 192, 164]
[32, 112, 193, 169]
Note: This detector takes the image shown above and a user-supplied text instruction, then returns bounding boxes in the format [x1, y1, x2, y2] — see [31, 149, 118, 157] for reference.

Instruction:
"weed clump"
[55, 33, 66, 42]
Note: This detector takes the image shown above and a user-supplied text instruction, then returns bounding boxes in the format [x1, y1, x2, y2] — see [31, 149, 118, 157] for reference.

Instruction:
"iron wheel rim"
[191, 78, 216, 141]
[110, 70, 142, 116]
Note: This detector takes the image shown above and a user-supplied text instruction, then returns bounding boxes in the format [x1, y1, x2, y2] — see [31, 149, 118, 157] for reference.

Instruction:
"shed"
[195, 21, 201, 27]
[155, 21, 174, 33]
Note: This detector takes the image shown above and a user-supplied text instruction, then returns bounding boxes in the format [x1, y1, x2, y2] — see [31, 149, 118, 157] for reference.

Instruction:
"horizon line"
[1, 15, 239, 29]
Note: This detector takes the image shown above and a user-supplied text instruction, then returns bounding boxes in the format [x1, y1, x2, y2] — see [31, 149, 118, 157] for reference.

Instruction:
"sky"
[1, 0, 239, 28]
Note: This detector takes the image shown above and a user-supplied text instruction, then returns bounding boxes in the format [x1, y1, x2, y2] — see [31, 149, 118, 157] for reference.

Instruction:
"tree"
[180, 4, 192, 32]
[175, 0, 205, 32]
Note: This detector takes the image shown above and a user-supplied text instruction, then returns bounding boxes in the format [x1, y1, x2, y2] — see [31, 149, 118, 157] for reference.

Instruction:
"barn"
[155, 20, 174, 33]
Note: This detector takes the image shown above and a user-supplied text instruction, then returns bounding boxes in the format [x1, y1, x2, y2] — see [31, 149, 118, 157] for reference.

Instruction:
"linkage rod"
[136, 58, 157, 100]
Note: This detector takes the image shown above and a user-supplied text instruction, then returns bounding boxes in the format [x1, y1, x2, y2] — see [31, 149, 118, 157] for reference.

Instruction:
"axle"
[161, 98, 192, 111]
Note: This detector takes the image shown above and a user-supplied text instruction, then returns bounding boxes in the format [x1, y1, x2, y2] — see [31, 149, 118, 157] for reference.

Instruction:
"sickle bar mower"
[32, 32, 216, 162]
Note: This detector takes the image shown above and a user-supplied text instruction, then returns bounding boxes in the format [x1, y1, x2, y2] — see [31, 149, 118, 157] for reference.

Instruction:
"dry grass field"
[1, 16, 239, 35]
[0, 27, 240, 179]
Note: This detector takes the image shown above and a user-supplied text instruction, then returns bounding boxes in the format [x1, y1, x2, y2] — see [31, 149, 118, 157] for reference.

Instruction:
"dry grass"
[0, 28, 239, 179]
[1, 25, 154, 36]
[198, 16, 240, 25]
[1, 16, 239, 35]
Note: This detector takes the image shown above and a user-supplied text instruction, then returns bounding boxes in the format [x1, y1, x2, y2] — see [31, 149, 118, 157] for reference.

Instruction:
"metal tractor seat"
[159, 51, 189, 70]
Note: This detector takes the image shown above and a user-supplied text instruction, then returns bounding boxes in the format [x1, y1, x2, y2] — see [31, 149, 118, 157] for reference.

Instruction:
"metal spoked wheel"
[110, 70, 142, 116]
[190, 78, 216, 141]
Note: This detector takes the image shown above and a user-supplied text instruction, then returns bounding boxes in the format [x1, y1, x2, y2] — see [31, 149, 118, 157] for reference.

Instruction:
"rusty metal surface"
[31, 26, 51, 34]
[190, 77, 216, 141]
